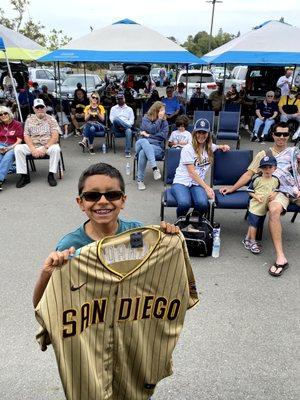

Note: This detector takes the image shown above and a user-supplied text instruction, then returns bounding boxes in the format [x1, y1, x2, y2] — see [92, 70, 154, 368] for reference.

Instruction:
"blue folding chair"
[216, 111, 241, 149]
[224, 102, 241, 113]
[193, 111, 215, 133]
[160, 148, 182, 220]
[210, 149, 253, 225]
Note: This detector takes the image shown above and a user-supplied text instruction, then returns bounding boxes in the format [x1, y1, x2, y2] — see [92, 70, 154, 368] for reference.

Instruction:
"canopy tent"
[0, 24, 47, 61]
[202, 20, 300, 65]
[38, 19, 205, 64]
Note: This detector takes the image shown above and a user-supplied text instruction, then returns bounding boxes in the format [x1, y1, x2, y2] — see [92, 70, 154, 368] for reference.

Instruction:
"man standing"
[220, 122, 300, 277]
[110, 92, 134, 157]
[277, 69, 293, 96]
[251, 91, 278, 142]
[208, 82, 225, 114]
[14, 99, 61, 188]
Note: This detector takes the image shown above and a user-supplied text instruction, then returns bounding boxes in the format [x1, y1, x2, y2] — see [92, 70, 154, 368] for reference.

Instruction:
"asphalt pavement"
[0, 131, 299, 400]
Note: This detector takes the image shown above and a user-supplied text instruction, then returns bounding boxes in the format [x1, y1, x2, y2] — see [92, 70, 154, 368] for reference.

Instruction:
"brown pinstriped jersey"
[35, 226, 199, 400]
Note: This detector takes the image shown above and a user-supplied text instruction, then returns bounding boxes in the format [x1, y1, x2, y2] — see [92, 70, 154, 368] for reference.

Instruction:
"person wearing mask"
[70, 89, 90, 136]
[278, 86, 300, 141]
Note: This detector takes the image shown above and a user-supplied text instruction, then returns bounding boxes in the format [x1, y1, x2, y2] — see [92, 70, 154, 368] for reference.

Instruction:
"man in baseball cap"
[14, 95, 61, 188]
[193, 118, 211, 133]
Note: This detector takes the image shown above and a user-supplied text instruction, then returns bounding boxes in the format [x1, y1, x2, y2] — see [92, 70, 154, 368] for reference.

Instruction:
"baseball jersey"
[35, 226, 199, 400]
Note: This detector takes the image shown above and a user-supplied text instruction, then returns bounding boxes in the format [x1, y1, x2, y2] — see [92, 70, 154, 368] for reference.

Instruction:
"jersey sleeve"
[181, 144, 195, 165]
[177, 232, 199, 309]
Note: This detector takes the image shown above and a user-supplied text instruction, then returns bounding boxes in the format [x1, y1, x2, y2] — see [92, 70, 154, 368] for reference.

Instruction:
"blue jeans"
[135, 138, 164, 182]
[253, 118, 275, 137]
[0, 146, 15, 182]
[171, 183, 208, 218]
[112, 117, 132, 153]
[83, 122, 105, 145]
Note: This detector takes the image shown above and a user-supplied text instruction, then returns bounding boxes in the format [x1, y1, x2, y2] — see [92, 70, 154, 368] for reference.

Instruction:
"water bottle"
[102, 143, 106, 154]
[126, 162, 131, 176]
[212, 223, 221, 258]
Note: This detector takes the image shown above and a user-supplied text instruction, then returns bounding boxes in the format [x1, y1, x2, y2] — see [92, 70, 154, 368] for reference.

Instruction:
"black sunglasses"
[35, 105, 45, 109]
[80, 190, 124, 202]
[0, 112, 9, 116]
[91, 96, 99, 100]
[273, 131, 289, 137]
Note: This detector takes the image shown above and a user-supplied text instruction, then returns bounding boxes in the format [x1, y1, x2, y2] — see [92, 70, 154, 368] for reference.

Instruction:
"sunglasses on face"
[80, 190, 124, 202]
[273, 131, 289, 137]
[35, 105, 45, 109]
[0, 112, 9, 116]
[91, 96, 99, 100]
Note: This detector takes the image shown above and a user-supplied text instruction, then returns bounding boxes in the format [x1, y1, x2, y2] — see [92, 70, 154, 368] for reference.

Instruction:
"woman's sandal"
[268, 262, 289, 277]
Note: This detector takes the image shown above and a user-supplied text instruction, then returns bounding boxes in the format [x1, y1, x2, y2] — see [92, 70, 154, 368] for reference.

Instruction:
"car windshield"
[62, 76, 95, 86]
[179, 73, 214, 84]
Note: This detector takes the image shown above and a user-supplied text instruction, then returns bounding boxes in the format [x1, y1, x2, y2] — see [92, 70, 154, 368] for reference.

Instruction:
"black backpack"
[175, 211, 213, 257]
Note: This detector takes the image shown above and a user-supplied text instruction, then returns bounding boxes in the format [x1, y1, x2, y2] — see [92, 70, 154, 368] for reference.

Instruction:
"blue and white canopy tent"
[38, 19, 204, 64]
[202, 20, 300, 66]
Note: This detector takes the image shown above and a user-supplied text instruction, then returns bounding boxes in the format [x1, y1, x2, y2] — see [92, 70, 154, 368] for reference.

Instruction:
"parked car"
[210, 66, 231, 82]
[58, 74, 106, 100]
[28, 67, 59, 93]
[225, 65, 300, 100]
[176, 69, 217, 99]
[120, 64, 156, 93]
[105, 64, 124, 84]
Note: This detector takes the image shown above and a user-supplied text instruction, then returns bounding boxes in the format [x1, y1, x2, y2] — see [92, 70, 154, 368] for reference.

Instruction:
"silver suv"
[28, 68, 58, 93]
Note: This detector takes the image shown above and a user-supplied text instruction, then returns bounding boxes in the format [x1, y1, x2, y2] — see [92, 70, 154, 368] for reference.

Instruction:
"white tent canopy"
[203, 20, 300, 65]
[38, 19, 204, 64]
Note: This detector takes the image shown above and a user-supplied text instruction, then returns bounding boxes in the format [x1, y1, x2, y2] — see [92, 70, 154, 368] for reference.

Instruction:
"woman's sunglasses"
[0, 112, 9, 116]
[80, 190, 124, 202]
[35, 105, 45, 109]
[273, 131, 289, 137]
[91, 96, 99, 100]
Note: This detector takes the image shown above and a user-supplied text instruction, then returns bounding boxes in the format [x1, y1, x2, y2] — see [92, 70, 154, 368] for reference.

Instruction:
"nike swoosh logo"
[70, 282, 87, 291]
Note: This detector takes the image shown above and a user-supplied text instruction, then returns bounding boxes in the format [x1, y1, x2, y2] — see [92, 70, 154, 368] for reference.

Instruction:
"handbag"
[175, 211, 213, 257]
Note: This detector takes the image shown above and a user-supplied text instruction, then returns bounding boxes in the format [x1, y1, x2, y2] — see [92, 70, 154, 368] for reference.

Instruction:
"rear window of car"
[63, 76, 95, 86]
[179, 73, 214, 84]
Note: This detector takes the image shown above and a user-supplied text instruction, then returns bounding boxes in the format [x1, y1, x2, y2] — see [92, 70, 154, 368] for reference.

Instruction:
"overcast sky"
[2, 0, 300, 42]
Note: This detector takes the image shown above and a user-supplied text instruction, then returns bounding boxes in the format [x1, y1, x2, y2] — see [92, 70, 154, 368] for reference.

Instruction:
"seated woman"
[0, 106, 24, 190]
[78, 92, 106, 155]
[135, 101, 169, 190]
[168, 115, 192, 148]
[171, 118, 230, 218]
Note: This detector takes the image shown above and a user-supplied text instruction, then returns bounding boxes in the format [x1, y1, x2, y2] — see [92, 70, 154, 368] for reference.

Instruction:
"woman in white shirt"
[171, 118, 230, 217]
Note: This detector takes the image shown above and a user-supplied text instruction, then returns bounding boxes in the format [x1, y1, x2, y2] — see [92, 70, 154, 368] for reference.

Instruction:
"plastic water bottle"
[126, 162, 131, 176]
[102, 143, 106, 154]
[212, 223, 221, 258]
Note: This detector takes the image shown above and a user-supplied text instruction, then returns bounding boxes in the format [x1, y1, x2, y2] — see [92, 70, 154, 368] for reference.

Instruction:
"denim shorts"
[247, 211, 266, 228]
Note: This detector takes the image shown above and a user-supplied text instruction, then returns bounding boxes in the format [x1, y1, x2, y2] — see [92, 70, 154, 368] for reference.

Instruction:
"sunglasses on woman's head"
[273, 131, 289, 137]
[0, 112, 8, 116]
[80, 190, 124, 202]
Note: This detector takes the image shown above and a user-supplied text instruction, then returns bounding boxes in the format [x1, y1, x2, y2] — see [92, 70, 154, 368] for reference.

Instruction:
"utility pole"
[206, 0, 223, 52]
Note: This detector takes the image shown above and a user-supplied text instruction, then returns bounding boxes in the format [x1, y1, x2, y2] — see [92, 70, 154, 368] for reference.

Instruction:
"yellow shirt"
[278, 95, 300, 111]
[248, 148, 281, 174]
[249, 176, 279, 216]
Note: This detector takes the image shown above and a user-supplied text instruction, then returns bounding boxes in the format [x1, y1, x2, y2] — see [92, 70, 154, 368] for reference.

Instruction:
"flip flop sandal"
[250, 242, 261, 254]
[268, 262, 289, 277]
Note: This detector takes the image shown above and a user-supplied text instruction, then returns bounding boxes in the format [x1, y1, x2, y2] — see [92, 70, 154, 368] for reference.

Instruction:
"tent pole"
[175, 64, 179, 87]
[57, 61, 64, 135]
[21, 59, 31, 117]
[221, 63, 226, 110]
[84, 63, 87, 93]
[4, 51, 23, 122]
[53, 61, 58, 95]
[185, 64, 188, 115]
[199, 65, 203, 97]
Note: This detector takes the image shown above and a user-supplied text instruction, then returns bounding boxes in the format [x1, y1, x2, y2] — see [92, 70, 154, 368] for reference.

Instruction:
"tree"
[183, 29, 237, 57]
[0, 0, 71, 50]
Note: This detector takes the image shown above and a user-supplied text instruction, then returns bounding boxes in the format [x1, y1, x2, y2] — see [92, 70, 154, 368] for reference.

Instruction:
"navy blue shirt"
[257, 101, 278, 118]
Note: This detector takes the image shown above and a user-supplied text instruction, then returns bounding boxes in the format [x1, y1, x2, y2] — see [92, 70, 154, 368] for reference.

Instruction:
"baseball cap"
[33, 98, 45, 108]
[116, 92, 125, 99]
[259, 155, 277, 168]
[193, 118, 210, 133]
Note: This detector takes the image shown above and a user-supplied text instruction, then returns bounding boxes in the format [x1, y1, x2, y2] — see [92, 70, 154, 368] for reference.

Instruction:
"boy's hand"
[268, 192, 278, 202]
[254, 194, 264, 203]
[42, 247, 75, 276]
[160, 221, 180, 234]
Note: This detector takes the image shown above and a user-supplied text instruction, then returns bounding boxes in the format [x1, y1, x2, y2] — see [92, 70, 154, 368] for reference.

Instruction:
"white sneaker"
[244, 124, 249, 130]
[137, 181, 146, 190]
[153, 168, 161, 180]
[292, 129, 299, 141]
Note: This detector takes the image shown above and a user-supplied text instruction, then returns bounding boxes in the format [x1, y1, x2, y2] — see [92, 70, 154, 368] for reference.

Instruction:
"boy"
[168, 115, 192, 148]
[33, 163, 178, 307]
[243, 155, 279, 254]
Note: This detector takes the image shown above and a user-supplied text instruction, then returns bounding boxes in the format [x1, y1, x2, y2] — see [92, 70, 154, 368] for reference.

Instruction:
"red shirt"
[0, 120, 24, 145]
